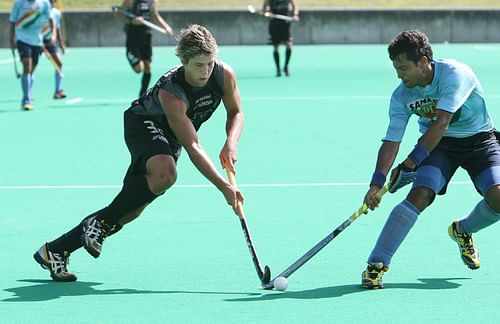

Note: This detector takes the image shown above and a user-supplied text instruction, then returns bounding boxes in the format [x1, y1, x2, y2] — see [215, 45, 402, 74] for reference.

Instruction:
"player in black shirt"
[114, 0, 174, 96]
[34, 25, 246, 282]
[262, 0, 299, 77]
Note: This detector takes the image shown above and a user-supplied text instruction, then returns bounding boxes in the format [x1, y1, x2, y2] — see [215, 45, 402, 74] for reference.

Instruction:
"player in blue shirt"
[361, 30, 500, 289]
[42, 0, 66, 99]
[9, 0, 53, 110]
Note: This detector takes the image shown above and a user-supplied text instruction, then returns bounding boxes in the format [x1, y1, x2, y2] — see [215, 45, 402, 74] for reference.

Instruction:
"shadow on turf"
[225, 277, 471, 301]
[2, 279, 261, 302]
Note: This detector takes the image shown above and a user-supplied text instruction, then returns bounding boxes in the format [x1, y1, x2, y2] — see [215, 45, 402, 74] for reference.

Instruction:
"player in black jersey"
[33, 25, 246, 282]
[114, 0, 174, 96]
[262, 0, 299, 77]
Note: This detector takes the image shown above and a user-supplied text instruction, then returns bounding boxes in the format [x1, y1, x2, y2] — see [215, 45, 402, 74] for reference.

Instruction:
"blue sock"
[368, 200, 420, 267]
[21, 74, 31, 103]
[459, 200, 500, 233]
[55, 70, 63, 92]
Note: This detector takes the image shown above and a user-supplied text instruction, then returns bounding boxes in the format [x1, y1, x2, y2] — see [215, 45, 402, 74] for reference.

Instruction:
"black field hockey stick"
[226, 168, 271, 285]
[262, 184, 391, 289]
[247, 4, 294, 22]
[112, 6, 168, 35]
[11, 48, 21, 78]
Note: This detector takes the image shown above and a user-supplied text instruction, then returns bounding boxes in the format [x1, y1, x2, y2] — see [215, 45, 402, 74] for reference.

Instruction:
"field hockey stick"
[247, 5, 294, 22]
[10, 48, 21, 78]
[112, 6, 167, 35]
[225, 167, 271, 285]
[42, 47, 64, 77]
[262, 183, 391, 289]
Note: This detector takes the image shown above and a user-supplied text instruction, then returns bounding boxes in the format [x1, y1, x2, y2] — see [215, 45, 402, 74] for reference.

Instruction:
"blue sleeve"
[436, 65, 475, 114]
[383, 88, 411, 142]
[9, 0, 21, 23]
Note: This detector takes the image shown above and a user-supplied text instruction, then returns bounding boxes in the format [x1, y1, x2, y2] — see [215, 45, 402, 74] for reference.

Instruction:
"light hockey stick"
[262, 184, 391, 289]
[43, 47, 64, 77]
[112, 6, 167, 34]
[226, 167, 271, 285]
[247, 5, 294, 22]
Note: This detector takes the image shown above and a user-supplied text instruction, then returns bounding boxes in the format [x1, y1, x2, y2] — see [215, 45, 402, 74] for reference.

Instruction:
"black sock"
[47, 208, 108, 254]
[139, 72, 151, 96]
[273, 51, 280, 72]
[284, 48, 292, 69]
[96, 175, 157, 226]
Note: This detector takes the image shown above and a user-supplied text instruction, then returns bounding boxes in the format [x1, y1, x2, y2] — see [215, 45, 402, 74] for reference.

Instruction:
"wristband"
[370, 171, 386, 188]
[408, 142, 429, 166]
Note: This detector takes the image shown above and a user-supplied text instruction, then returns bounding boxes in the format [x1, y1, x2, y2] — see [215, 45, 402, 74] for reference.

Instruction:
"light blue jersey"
[42, 7, 61, 41]
[10, 0, 51, 46]
[384, 59, 495, 142]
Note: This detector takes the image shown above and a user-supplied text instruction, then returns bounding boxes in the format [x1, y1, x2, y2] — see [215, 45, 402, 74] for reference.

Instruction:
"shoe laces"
[88, 218, 113, 243]
[50, 251, 70, 273]
[457, 232, 476, 255]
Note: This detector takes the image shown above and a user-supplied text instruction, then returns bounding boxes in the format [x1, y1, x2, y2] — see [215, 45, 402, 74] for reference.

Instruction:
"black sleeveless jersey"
[270, 0, 291, 15]
[126, 0, 153, 35]
[128, 60, 225, 139]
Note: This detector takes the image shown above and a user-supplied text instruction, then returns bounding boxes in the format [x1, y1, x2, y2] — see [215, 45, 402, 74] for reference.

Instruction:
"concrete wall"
[2, 9, 500, 47]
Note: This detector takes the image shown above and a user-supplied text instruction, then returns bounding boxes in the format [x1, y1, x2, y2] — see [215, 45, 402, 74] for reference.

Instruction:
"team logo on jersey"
[191, 94, 215, 120]
[408, 97, 438, 119]
[144, 121, 168, 143]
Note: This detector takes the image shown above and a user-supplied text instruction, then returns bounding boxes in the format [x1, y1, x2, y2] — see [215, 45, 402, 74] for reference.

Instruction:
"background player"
[262, 0, 299, 77]
[42, 0, 66, 99]
[361, 30, 500, 289]
[9, 0, 53, 110]
[34, 25, 246, 282]
[114, 0, 174, 97]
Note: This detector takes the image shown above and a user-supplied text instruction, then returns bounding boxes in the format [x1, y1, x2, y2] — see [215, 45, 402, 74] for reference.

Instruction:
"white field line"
[0, 181, 472, 190]
[66, 97, 83, 104]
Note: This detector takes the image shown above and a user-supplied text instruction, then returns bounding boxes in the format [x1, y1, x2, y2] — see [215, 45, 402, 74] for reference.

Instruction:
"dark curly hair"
[388, 30, 433, 64]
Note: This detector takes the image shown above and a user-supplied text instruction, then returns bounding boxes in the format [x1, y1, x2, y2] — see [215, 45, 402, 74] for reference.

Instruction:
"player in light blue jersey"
[42, 0, 66, 99]
[360, 30, 500, 289]
[9, 0, 53, 110]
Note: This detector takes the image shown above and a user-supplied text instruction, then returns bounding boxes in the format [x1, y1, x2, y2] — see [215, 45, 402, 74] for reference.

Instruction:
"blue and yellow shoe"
[361, 262, 387, 289]
[448, 221, 480, 270]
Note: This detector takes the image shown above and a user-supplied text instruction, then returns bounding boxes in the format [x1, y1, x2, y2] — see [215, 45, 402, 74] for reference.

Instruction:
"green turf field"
[1, 44, 500, 323]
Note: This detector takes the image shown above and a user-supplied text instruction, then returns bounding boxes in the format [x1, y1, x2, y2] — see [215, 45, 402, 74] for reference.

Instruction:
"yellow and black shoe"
[361, 262, 387, 289]
[448, 221, 480, 270]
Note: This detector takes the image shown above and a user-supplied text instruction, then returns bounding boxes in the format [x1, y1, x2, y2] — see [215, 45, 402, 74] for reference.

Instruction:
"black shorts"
[268, 19, 292, 44]
[123, 109, 181, 182]
[126, 31, 152, 68]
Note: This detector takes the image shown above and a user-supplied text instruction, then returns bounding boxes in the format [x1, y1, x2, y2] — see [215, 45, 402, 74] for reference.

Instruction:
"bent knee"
[485, 185, 500, 212]
[407, 186, 435, 212]
[146, 156, 177, 194]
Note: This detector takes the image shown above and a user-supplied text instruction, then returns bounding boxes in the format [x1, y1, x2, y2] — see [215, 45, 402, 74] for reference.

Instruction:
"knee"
[146, 163, 177, 195]
[485, 185, 500, 212]
[406, 186, 435, 212]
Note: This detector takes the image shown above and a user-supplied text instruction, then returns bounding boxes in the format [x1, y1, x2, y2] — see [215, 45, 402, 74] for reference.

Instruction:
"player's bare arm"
[158, 88, 242, 212]
[8, 22, 15, 49]
[220, 63, 244, 173]
[365, 141, 400, 210]
[401, 109, 453, 170]
[290, 0, 300, 20]
[151, 0, 173, 36]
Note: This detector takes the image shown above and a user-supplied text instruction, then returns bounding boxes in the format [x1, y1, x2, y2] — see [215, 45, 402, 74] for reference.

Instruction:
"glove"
[389, 163, 416, 193]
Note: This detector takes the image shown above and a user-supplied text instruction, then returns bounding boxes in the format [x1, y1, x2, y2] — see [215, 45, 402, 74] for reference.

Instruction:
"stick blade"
[261, 265, 271, 284]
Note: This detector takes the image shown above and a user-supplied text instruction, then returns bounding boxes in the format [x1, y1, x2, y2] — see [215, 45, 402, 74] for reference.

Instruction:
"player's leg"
[450, 132, 500, 268]
[362, 147, 456, 289]
[17, 41, 35, 110]
[269, 21, 281, 77]
[44, 41, 66, 99]
[81, 111, 179, 258]
[139, 35, 153, 97]
[283, 26, 293, 76]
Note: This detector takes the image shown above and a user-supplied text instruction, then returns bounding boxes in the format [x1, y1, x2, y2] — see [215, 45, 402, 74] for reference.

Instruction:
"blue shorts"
[16, 40, 42, 66]
[414, 130, 500, 196]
